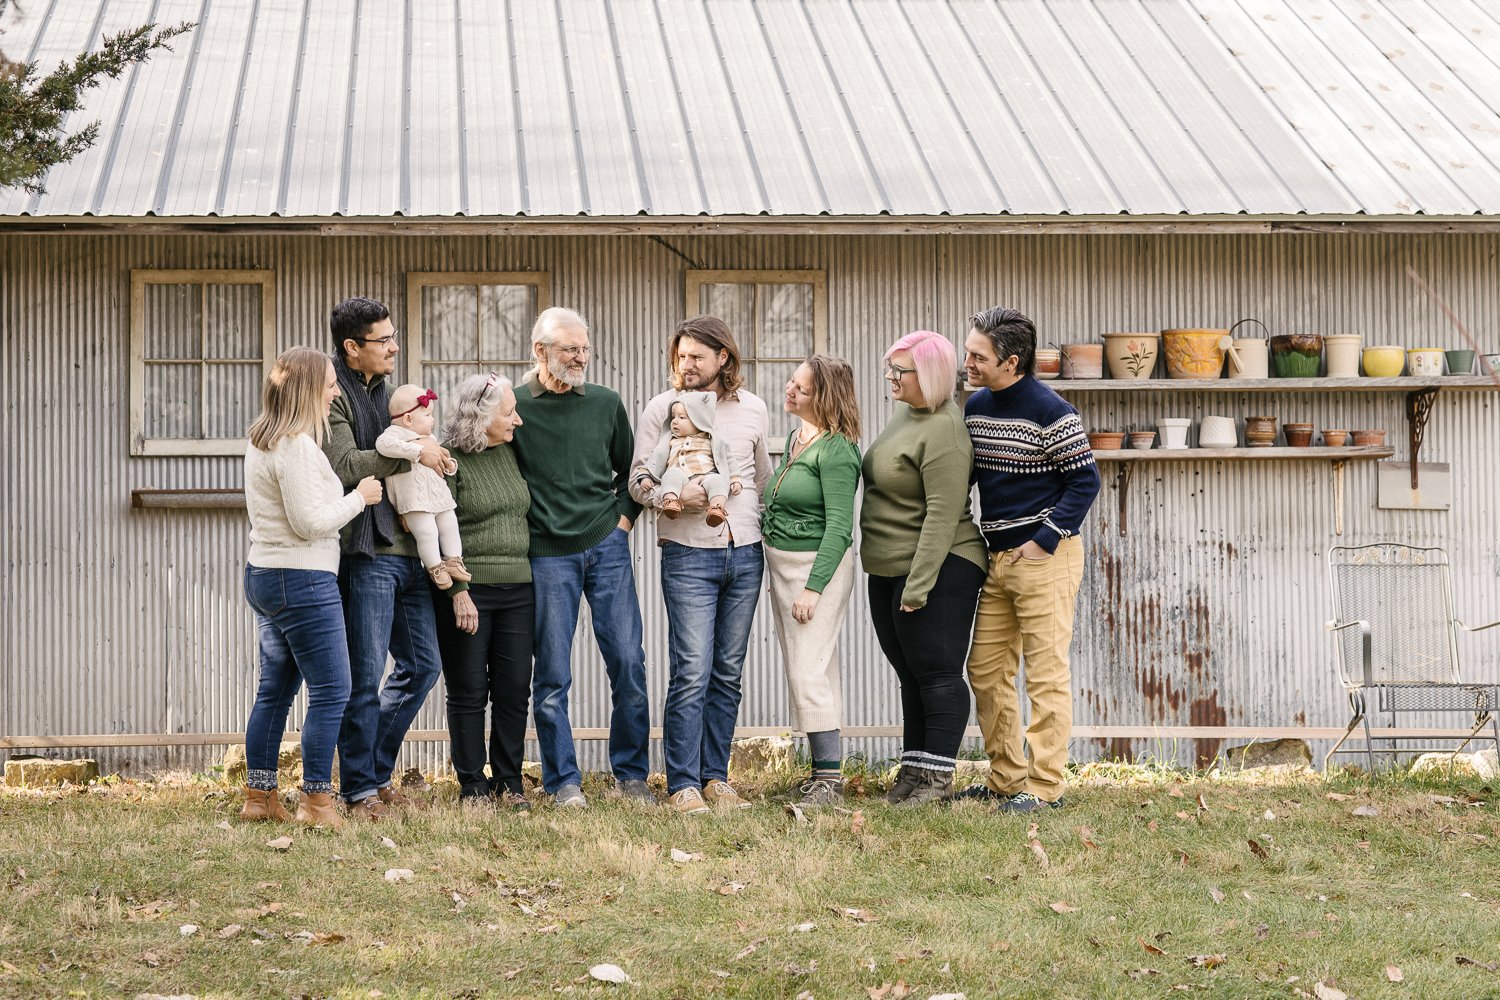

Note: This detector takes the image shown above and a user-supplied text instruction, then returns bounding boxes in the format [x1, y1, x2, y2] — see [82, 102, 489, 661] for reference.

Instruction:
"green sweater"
[761, 430, 861, 593]
[444, 442, 532, 596]
[510, 376, 643, 557]
[859, 400, 989, 609]
[322, 372, 415, 559]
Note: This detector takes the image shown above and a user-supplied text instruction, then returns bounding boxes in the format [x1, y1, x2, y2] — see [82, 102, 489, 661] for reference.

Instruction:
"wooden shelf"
[1093, 446, 1394, 461]
[131, 488, 246, 509]
[1048, 376, 1497, 392]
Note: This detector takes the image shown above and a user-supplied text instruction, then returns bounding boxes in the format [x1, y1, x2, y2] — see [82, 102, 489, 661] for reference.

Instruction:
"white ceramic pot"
[1324, 335, 1362, 379]
[1198, 415, 1238, 448]
[1407, 348, 1444, 377]
[1157, 417, 1192, 450]
[1226, 338, 1268, 379]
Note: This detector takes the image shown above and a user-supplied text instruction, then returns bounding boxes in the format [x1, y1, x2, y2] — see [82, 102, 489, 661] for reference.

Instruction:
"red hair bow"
[395, 388, 438, 417]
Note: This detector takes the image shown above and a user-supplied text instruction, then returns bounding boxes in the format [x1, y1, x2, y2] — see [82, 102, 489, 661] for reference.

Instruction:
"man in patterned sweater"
[961, 307, 1100, 813]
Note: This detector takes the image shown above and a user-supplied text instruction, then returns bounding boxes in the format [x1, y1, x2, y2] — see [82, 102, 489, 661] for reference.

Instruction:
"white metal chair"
[1325, 543, 1500, 771]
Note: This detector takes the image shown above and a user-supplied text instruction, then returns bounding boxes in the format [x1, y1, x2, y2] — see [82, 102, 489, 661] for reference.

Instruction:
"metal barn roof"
[3, 0, 1499, 222]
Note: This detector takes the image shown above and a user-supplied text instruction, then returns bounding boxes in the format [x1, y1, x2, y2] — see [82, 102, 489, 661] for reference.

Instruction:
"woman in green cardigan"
[761, 355, 863, 807]
[861, 331, 989, 806]
[431, 372, 534, 808]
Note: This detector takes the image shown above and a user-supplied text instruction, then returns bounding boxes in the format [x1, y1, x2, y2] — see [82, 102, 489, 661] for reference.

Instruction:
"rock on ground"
[728, 735, 795, 777]
[1223, 739, 1313, 772]
[3, 757, 100, 787]
[221, 743, 335, 787]
[1410, 751, 1488, 779]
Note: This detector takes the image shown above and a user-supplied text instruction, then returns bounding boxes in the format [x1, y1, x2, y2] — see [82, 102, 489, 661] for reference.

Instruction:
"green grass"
[3, 769, 1500, 999]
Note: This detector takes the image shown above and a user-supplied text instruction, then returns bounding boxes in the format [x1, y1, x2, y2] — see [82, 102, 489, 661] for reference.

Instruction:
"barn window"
[130, 270, 275, 456]
[406, 272, 551, 402]
[683, 270, 827, 403]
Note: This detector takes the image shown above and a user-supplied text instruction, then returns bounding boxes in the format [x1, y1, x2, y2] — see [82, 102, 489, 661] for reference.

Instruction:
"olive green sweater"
[444, 442, 532, 596]
[859, 400, 988, 609]
[760, 430, 862, 593]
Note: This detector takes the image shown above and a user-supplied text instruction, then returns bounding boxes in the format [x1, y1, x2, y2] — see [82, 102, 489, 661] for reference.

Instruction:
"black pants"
[868, 553, 986, 760]
[433, 583, 535, 797]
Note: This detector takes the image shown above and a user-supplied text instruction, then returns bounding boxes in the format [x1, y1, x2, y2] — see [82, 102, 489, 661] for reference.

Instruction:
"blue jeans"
[243, 566, 352, 792]
[338, 554, 443, 803]
[659, 541, 763, 794]
[530, 528, 651, 792]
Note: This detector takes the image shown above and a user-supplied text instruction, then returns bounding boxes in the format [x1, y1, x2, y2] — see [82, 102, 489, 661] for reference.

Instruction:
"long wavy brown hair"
[803, 354, 861, 443]
[670, 315, 745, 394]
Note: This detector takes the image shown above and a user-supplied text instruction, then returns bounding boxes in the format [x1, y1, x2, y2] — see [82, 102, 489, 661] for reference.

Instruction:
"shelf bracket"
[1114, 463, 1133, 537]
[1405, 387, 1439, 489]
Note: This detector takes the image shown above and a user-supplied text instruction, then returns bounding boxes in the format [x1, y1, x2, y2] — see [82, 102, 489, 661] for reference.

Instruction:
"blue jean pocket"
[244, 566, 287, 618]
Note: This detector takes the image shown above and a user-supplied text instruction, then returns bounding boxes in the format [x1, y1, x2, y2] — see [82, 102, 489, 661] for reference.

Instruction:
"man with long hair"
[629, 316, 772, 814]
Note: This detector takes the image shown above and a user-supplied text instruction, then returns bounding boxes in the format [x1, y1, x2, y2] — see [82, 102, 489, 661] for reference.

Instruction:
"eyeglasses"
[884, 362, 916, 380]
[550, 343, 591, 358]
[358, 331, 399, 346]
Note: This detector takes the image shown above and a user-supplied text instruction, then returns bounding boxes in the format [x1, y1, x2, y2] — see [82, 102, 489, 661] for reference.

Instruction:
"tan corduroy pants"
[765, 546, 855, 733]
[966, 536, 1085, 802]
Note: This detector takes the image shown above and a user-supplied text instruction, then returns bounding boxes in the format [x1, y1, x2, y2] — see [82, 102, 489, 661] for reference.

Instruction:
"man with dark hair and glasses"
[323, 296, 453, 820]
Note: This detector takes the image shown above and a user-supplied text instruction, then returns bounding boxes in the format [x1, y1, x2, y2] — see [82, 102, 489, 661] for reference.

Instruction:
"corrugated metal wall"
[3, 231, 1498, 773]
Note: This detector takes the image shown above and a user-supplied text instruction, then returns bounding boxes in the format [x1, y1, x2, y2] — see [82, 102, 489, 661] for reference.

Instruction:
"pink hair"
[885, 330, 957, 411]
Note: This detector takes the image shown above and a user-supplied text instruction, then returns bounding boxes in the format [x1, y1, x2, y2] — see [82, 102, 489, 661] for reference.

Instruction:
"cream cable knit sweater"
[246, 433, 367, 575]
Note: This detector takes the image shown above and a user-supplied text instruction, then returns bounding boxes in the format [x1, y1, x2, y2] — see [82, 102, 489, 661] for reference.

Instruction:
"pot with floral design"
[1162, 329, 1228, 380]
[1103, 332, 1159, 380]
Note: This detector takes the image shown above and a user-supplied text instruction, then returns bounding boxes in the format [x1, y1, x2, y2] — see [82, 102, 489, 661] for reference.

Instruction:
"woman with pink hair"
[859, 331, 989, 806]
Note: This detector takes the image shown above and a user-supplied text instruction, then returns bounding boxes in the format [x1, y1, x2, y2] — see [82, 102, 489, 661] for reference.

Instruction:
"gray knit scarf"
[333, 355, 397, 557]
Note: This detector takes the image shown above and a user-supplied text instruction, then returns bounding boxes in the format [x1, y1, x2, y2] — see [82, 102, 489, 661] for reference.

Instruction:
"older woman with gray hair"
[430, 372, 533, 808]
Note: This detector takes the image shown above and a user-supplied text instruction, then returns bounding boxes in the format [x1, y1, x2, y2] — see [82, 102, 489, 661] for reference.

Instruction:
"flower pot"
[1198, 415, 1238, 449]
[1156, 417, 1191, 450]
[1103, 332, 1159, 379]
[1128, 431, 1156, 450]
[1061, 343, 1104, 379]
[1362, 345, 1405, 377]
[1225, 319, 1270, 379]
[1244, 415, 1278, 448]
[1407, 348, 1444, 377]
[1035, 348, 1061, 380]
[1483, 354, 1500, 376]
[1161, 329, 1227, 380]
[1284, 423, 1314, 448]
[1351, 429, 1387, 447]
[1087, 431, 1126, 451]
[1270, 334, 1324, 378]
[1324, 335, 1362, 378]
[1444, 349, 1475, 376]
[1321, 429, 1349, 447]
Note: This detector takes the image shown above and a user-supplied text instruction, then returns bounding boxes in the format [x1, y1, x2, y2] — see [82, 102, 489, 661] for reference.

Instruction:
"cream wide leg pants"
[764, 545, 856, 734]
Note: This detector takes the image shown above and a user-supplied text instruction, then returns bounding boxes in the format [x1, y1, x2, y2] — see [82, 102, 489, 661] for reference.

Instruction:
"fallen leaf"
[1174, 810, 1191, 820]
[891, 982, 912, 998]
[179, 924, 199, 936]
[1076, 826, 1099, 849]
[833, 906, 877, 924]
[785, 803, 809, 825]
[265, 836, 293, 852]
[1147, 820, 1158, 832]
[1168, 785, 1185, 798]
[787, 961, 818, 976]
[310, 931, 344, 945]
[1254, 923, 1269, 940]
[670, 848, 703, 864]
[791, 921, 817, 933]
[851, 809, 866, 835]
[1195, 793, 1209, 813]
[711, 969, 731, 979]
[215, 820, 231, 831]
[1049, 901, 1077, 913]
[503, 968, 521, 980]
[1028, 839, 1050, 869]
[1209, 887, 1225, 905]
[868, 985, 891, 1000]
[1127, 968, 1161, 980]
[140, 952, 161, 967]
[216, 924, 244, 939]
[588, 963, 631, 984]
[1263, 809, 1276, 821]
[1312, 982, 1347, 1000]
[927, 993, 966, 1000]
[1456, 955, 1499, 971]
[732, 939, 763, 961]
[1325, 792, 1353, 801]
[1247, 839, 1269, 860]
[795, 992, 813, 1000]
[384, 869, 415, 883]
[1187, 954, 1225, 968]
[1140, 938, 1168, 956]
[1351, 805, 1380, 818]
[714, 882, 747, 896]
[1386, 965, 1403, 982]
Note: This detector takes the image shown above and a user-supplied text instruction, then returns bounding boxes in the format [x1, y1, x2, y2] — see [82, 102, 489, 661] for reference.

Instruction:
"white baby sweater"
[245, 433, 366, 574]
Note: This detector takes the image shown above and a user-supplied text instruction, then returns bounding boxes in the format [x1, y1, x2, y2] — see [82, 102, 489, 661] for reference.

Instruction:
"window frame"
[683, 269, 828, 391]
[129, 269, 276, 457]
[405, 271, 552, 389]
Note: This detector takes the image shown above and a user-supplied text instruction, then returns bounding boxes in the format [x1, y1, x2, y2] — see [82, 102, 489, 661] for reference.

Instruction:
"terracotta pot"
[1362, 345, 1405, 377]
[1087, 431, 1126, 451]
[1324, 335, 1362, 379]
[1244, 415, 1278, 448]
[1103, 332, 1159, 379]
[1035, 348, 1062, 380]
[1128, 431, 1156, 450]
[1161, 329, 1227, 380]
[1407, 348, 1444, 377]
[1198, 415, 1238, 449]
[1270, 334, 1324, 378]
[1284, 422, 1314, 448]
[1061, 343, 1104, 379]
[1156, 418, 1191, 450]
[1321, 429, 1349, 447]
[1352, 429, 1388, 447]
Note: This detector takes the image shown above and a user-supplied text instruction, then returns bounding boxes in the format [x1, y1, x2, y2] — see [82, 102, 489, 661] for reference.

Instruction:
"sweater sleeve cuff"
[1031, 525, 1063, 553]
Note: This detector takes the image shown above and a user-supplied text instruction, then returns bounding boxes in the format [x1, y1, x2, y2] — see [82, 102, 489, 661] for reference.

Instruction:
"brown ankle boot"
[444, 556, 472, 582]
[294, 791, 345, 829]
[240, 787, 292, 822]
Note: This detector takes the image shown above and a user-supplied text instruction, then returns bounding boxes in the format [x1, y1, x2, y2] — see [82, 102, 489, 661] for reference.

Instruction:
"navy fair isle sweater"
[965, 375, 1101, 553]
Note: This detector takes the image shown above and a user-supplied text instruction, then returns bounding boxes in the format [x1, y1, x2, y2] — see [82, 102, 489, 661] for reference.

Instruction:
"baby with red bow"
[376, 384, 470, 589]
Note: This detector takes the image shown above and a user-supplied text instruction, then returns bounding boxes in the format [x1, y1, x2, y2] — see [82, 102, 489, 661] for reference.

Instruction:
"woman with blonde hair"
[861, 331, 988, 806]
[242, 347, 382, 828]
[761, 355, 862, 807]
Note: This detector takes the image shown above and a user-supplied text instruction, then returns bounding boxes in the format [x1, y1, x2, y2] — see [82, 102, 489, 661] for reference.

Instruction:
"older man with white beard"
[509, 307, 651, 810]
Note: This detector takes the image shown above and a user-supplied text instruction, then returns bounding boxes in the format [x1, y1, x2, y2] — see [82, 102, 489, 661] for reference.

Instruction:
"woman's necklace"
[796, 424, 820, 446]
